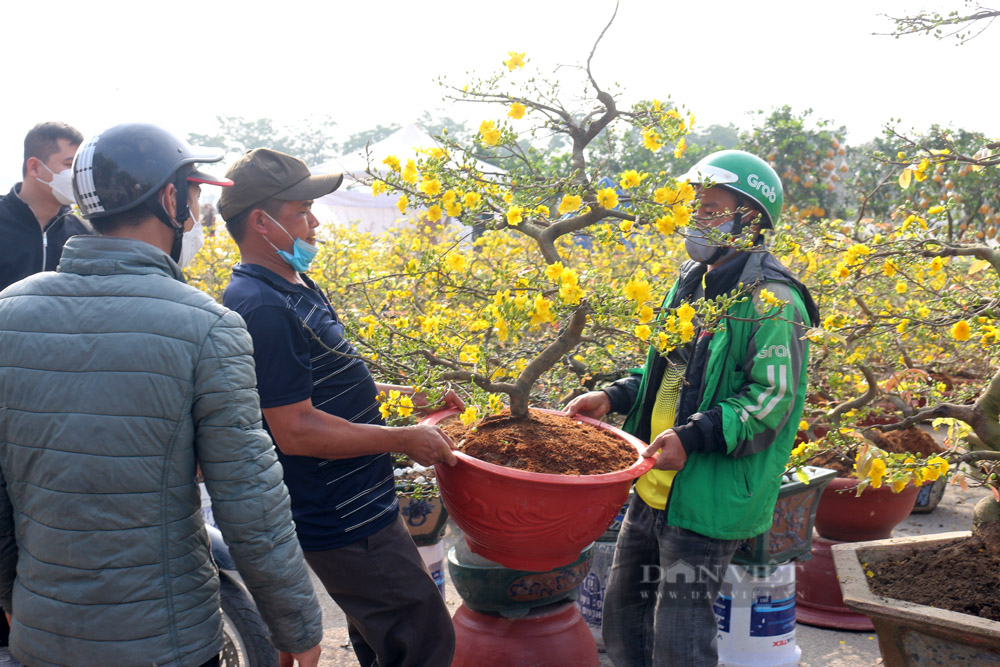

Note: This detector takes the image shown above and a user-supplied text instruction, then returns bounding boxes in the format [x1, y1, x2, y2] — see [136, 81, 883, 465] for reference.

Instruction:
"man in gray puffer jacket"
[0, 124, 324, 667]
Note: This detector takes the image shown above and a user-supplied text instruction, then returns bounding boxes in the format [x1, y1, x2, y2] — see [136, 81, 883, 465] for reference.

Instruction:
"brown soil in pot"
[807, 427, 944, 478]
[440, 409, 639, 475]
[868, 534, 1000, 622]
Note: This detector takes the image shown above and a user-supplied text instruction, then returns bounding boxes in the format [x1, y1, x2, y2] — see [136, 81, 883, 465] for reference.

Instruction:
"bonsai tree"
[782, 136, 1000, 553]
[347, 8, 721, 426]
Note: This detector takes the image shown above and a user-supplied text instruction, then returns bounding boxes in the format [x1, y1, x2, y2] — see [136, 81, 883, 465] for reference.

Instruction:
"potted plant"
[790, 426, 953, 630]
[342, 18, 748, 573]
[393, 455, 450, 547]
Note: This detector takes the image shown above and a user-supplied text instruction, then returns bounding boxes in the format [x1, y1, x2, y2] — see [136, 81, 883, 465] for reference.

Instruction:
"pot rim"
[424, 406, 655, 484]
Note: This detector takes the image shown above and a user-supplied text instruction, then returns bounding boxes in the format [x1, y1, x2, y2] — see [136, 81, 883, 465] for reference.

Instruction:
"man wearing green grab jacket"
[568, 150, 820, 667]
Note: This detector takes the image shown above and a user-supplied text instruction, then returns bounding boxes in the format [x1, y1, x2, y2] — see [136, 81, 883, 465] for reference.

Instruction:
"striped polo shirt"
[223, 263, 396, 550]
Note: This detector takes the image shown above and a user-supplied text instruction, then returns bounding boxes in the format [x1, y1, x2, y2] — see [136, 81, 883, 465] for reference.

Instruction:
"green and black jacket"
[604, 250, 820, 540]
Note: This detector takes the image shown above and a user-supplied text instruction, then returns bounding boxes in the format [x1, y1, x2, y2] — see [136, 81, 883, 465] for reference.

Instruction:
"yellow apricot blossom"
[673, 137, 687, 159]
[558, 194, 583, 215]
[597, 187, 619, 210]
[679, 321, 695, 342]
[507, 205, 524, 226]
[426, 205, 443, 223]
[504, 51, 526, 71]
[638, 305, 654, 324]
[655, 214, 676, 235]
[460, 406, 479, 426]
[653, 186, 675, 204]
[530, 295, 555, 326]
[401, 160, 418, 184]
[545, 262, 564, 282]
[676, 303, 696, 322]
[634, 325, 651, 341]
[673, 205, 692, 227]
[479, 120, 501, 147]
[951, 320, 971, 341]
[508, 102, 527, 119]
[869, 458, 887, 488]
[382, 155, 401, 172]
[495, 318, 509, 343]
[396, 195, 409, 214]
[559, 282, 585, 304]
[642, 127, 662, 151]
[463, 192, 482, 209]
[444, 253, 468, 273]
[624, 278, 652, 304]
[418, 177, 442, 197]
[397, 395, 415, 418]
[620, 170, 643, 189]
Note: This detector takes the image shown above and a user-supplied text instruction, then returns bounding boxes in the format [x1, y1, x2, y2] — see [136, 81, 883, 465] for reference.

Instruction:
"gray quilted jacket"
[0, 236, 323, 667]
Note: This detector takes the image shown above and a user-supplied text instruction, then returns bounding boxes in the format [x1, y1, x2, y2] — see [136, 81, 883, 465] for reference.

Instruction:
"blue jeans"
[602, 495, 740, 667]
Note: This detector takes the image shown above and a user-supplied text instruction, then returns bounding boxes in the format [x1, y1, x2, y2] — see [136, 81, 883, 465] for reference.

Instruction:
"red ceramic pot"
[452, 601, 599, 667]
[795, 535, 874, 631]
[425, 408, 653, 572]
[813, 477, 920, 542]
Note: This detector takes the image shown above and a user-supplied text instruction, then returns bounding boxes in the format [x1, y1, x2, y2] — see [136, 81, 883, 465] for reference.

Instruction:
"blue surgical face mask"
[685, 219, 735, 264]
[262, 211, 318, 273]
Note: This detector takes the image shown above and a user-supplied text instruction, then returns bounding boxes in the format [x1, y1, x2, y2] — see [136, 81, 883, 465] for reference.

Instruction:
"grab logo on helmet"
[746, 173, 778, 203]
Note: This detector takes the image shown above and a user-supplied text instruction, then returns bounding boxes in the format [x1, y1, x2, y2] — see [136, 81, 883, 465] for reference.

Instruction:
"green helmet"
[679, 150, 783, 228]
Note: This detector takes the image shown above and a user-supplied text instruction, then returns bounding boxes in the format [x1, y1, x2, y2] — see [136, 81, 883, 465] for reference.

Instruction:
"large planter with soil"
[832, 532, 1000, 666]
[424, 407, 653, 571]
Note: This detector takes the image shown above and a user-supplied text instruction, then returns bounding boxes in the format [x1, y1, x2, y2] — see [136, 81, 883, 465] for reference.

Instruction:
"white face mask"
[37, 161, 76, 206]
[178, 213, 205, 269]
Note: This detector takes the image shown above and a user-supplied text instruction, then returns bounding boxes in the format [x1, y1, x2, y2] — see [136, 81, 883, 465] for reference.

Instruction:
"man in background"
[0, 122, 91, 291]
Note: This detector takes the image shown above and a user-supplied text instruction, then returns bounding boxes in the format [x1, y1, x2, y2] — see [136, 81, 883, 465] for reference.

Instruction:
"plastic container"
[576, 540, 616, 650]
[418, 541, 446, 599]
[199, 482, 216, 528]
[715, 563, 801, 667]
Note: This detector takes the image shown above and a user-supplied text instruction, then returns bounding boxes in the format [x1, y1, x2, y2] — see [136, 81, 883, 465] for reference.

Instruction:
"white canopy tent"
[310, 124, 503, 235]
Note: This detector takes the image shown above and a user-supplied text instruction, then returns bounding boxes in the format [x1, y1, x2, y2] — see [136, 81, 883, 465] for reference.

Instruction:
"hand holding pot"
[566, 390, 612, 420]
[643, 429, 687, 471]
[401, 424, 458, 467]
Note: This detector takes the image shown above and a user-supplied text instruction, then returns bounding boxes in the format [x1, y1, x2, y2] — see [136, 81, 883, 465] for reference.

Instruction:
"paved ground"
[308, 481, 986, 667]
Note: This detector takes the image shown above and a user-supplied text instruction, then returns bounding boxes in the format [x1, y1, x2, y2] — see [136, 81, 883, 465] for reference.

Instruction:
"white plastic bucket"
[715, 563, 801, 667]
[199, 482, 216, 528]
[418, 541, 446, 600]
[576, 539, 617, 649]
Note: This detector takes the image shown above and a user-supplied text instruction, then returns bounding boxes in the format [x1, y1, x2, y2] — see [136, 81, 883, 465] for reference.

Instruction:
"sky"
[3, 0, 998, 189]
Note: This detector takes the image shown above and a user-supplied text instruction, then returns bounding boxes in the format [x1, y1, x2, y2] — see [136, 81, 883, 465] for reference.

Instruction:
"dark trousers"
[304, 515, 455, 667]
[603, 495, 740, 667]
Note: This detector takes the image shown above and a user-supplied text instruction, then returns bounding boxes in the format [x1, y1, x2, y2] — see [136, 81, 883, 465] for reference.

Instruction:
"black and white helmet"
[72, 123, 231, 220]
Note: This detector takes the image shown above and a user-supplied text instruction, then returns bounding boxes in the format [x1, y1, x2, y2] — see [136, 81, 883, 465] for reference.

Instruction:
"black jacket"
[0, 184, 91, 291]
